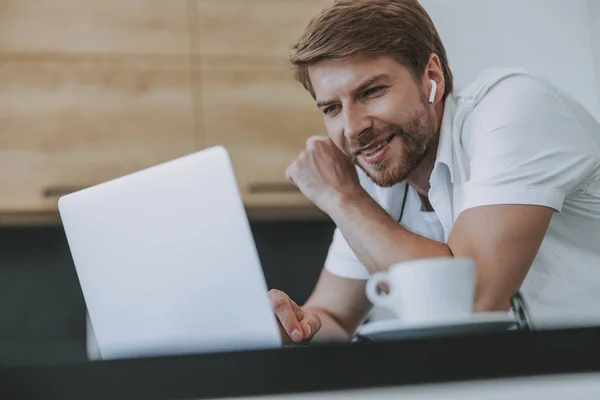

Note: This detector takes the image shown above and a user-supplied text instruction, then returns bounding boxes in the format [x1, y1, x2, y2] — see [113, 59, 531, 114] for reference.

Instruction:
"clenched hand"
[269, 289, 321, 344]
[285, 136, 365, 215]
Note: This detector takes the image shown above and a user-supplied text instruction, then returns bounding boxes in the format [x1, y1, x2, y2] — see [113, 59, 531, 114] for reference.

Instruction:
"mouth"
[356, 135, 394, 164]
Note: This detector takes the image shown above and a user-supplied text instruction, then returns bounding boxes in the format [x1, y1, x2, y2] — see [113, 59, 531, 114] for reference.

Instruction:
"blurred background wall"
[422, 0, 600, 121]
[591, 0, 600, 100]
[0, 0, 599, 364]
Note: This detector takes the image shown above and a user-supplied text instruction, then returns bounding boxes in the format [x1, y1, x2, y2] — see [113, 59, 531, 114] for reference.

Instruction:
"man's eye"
[323, 105, 339, 115]
[364, 86, 385, 96]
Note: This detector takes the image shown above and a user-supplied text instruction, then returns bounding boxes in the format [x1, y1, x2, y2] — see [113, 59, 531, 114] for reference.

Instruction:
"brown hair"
[289, 0, 453, 101]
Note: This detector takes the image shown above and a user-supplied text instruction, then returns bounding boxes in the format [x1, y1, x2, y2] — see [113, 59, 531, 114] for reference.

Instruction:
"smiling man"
[268, 0, 600, 344]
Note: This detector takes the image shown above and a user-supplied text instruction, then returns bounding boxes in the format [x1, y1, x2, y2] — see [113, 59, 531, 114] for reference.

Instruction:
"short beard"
[345, 94, 437, 187]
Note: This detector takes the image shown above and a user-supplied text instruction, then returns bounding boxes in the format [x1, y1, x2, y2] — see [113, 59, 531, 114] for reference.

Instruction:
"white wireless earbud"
[428, 79, 437, 104]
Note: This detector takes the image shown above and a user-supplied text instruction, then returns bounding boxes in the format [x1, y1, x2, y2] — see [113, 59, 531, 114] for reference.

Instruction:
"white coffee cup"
[365, 257, 476, 325]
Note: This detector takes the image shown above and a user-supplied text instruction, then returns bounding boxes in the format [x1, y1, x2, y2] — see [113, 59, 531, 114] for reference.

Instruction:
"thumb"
[300, 312, 322, 340]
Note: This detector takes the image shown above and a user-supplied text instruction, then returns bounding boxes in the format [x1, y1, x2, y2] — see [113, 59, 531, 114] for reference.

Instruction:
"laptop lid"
[58, 146, 282, 360]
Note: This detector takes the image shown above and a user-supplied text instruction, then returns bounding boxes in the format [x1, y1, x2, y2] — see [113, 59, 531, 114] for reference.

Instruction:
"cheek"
[372, 96, 416, 123]
[324, 119, 346, 151]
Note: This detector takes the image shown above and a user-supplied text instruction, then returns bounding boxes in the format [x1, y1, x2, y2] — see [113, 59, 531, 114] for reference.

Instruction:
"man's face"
[308, 56, 438, 187]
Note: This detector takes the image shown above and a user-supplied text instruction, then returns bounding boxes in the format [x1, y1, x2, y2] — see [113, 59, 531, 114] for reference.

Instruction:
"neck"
[405, 100, 445, 197]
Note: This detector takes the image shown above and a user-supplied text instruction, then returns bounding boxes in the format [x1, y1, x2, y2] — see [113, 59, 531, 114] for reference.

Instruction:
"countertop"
[1, 326, 600, 400]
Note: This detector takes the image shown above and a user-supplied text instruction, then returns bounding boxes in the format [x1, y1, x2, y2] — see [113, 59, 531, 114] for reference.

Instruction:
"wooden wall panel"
[0, 59, 195, 212]
[195, 0, 332, 60]
[0, 0, 336, 222]
[194, 0, 333, 218]
[0, 0, 191, 57]
[198, 59, 325, 214]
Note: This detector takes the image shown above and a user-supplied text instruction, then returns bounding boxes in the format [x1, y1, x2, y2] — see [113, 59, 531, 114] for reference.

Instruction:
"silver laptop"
[58, 146, 282, 360]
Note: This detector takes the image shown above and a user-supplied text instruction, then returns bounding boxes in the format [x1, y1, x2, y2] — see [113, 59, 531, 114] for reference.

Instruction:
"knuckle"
[273, 299, 287, 313]
[270, 292, 289, 313]
[306, 136, 321, 149]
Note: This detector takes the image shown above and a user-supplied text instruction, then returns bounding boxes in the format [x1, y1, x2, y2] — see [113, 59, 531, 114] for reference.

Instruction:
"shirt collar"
[432, 93, 458, 183]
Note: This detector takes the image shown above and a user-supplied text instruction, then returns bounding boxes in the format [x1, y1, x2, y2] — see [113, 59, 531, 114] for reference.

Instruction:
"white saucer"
[355, 312, 517, 342]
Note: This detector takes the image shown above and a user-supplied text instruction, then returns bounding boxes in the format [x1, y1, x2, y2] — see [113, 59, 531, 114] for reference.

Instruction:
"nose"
[343, 104, 372, 140]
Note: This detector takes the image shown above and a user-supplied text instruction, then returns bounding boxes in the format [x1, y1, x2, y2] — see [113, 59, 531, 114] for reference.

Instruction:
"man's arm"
[286, 135, 556, 313]
[329, 193, 553, 311]
[288, 135, 555, 313]
[328, 191, 453, 273]
[302, 268, 372, 341]
[287, 75, 596, 314]
[270, 268, 372, 343]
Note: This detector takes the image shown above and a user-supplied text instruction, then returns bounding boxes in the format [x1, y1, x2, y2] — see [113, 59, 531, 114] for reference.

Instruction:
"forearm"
[302, 306, 355, 342]
[327, 191, 452, 274]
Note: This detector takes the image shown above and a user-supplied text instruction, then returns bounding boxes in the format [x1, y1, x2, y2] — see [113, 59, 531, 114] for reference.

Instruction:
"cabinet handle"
[45, 183, 301, 196]
[248, 182, 300, 194]
[42, 185, 87, 197]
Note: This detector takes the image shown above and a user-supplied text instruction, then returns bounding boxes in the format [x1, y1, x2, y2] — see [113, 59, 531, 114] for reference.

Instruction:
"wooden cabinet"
[195, 0, 332, 60]
[194, 0, 332, 218]
[0, 59, 195, 215]
[198, 59, 325, 218]
[0, 0, 190, 57]
[0, 0, 334, 223]
[0, 0, 195, 224]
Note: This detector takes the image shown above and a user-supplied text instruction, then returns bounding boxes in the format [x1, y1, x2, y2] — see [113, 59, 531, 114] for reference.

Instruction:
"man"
[269, 0, 600, 344]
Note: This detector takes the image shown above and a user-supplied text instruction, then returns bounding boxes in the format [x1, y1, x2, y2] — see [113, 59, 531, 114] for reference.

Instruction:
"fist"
[286, 136, 363, 214]
[269, 289, 321, 344]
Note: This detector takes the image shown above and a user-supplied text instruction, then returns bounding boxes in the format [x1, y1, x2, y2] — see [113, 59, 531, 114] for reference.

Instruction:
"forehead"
[308, 56, 413, 99]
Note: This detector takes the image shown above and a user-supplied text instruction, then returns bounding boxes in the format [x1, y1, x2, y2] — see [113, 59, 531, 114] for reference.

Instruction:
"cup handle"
[366, 271, 395, 308]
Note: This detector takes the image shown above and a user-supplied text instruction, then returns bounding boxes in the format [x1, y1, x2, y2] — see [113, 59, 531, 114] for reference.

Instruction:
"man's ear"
[424, 53, 445, 102]
[428, 79, 437, 104]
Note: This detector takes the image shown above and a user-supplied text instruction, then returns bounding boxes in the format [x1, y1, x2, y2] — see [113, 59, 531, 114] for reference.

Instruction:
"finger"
[285, 171, 295, 185]
[306, 135, 327, 148]
[270, 291, 304, 343]
[285, 298, 307, 341]
[285, 164, 296, 184]
[300, 312, 322, 339]
[287, 297, 305, 322]
[306, 135, 320, 147]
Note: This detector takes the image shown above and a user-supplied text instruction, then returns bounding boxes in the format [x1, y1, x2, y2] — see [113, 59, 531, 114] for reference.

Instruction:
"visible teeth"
[363, 142, 385, 156]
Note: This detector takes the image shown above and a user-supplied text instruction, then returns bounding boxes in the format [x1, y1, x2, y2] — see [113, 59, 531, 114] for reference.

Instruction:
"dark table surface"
[1, 326, 600, 400]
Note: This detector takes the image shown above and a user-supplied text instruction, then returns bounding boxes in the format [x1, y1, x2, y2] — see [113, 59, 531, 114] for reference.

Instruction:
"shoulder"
[456, 67, 597, 155]
[453, 68, 600, 203]
[457, 67, 555, 102]
[458, 67, 571, 122]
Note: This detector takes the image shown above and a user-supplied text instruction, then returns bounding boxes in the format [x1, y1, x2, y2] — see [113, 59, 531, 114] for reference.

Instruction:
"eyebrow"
[316, 73, 392, 109]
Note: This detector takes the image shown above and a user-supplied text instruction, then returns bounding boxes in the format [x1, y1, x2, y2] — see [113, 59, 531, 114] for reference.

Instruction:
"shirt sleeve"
[461, 73, 600, 213]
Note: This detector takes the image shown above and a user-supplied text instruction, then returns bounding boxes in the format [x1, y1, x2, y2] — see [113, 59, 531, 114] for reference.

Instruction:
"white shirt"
[324, 67, 600, 316]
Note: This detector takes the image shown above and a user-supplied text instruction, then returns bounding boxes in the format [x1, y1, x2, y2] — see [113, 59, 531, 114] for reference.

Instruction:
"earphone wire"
[397, 182, 409, 224]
